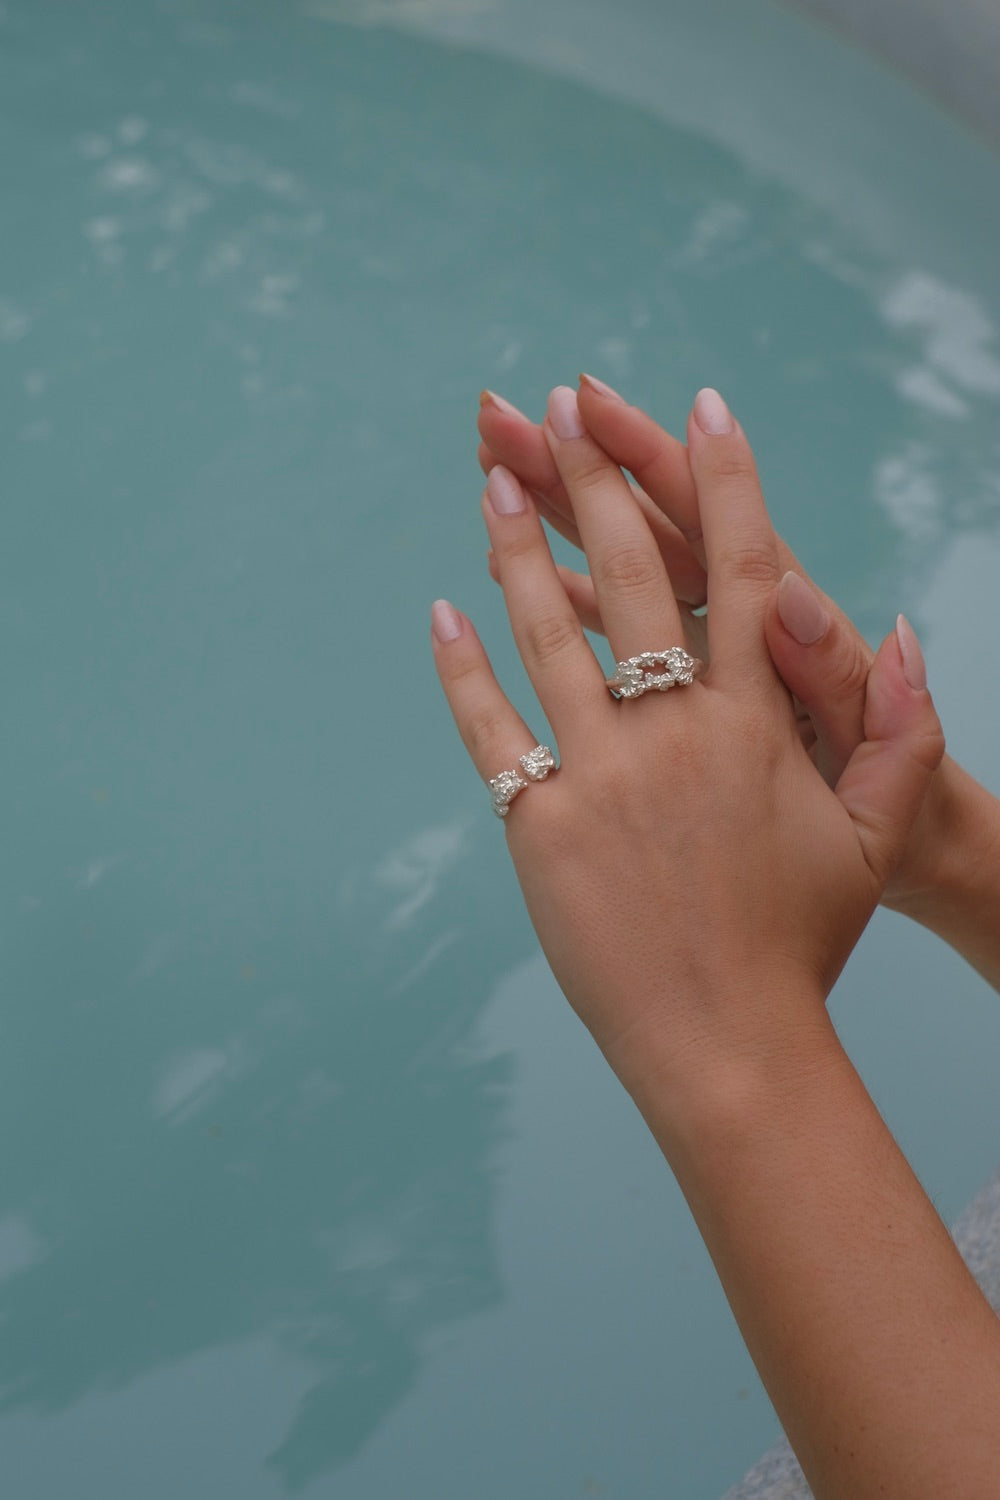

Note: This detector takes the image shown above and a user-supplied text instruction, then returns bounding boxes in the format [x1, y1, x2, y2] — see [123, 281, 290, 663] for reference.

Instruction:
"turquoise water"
[2, 1, 1000, 1495]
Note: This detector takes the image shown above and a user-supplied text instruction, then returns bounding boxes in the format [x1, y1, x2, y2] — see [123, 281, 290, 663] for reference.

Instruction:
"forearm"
[628, 1001, 1000, 1500]
[889, 757, 1000, 992]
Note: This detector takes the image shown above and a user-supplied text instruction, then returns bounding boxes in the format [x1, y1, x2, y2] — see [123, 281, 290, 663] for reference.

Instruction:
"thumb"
[765, 570, 873, 785]
[833, 616, 945, 887]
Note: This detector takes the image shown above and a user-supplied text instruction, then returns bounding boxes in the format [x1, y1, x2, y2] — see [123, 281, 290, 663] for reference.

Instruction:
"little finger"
[430, 599, 555, 821]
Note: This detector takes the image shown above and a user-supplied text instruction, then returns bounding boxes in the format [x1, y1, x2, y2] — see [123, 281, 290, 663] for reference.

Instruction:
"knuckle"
[524, 609, 581, 665]
[709, 454, 756, 483]
[820, 634, 872, 702]
[717, 538, 777, 587]
[463, 704, 503, 764]
[568, 453, 616, 498]
[494, 528, 539, 566]
[442, 648, 482, 689]
[594, 540, 662, 596]
[908, 720, 946, 775]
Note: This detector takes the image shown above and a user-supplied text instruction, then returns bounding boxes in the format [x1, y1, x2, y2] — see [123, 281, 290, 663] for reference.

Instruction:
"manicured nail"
[579, 372, 625, 403]
[896, 613, 927, 691]
[693, 387, 735, 435]
[431, 599, 463, 643]
[479, 389, 519, 416]
[486, 465, 525, 516]
[546, 385, 586, 440]
[777, 571, 828, 645]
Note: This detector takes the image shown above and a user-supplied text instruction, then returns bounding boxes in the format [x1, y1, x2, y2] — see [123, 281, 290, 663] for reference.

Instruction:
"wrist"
[608, 969, 841, 1167]
[884, 755, 1000, 923]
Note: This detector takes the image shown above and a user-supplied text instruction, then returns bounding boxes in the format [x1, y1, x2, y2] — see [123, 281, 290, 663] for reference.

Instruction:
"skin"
[431, 385, 1000, 1499]
[477, 376, 1000, 990]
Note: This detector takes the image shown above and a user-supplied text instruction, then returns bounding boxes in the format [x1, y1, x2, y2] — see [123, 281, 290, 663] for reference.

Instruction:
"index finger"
[687, 388, 782, 693]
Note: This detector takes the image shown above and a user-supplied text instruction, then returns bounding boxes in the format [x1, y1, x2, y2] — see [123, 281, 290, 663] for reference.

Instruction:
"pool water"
[2, 1, 1000, 1495]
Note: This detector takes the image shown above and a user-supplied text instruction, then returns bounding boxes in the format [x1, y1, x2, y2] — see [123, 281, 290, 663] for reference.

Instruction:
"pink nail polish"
[579, 372, 625, 403]
[546, 385, 586, 440]
[777, 571, 828, 645]
[431, 599, 463, 643]
[896, 614, 927, 691]
[693, 387, 735, 435]
[486, 465, 526, 516]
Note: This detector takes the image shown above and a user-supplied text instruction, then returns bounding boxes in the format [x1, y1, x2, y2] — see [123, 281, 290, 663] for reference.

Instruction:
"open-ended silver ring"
[489, 745, 556, 819]
[605, 648, 703, 700]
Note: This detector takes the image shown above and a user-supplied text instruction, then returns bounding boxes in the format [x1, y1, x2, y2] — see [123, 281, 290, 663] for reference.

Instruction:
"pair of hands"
[432, 380, 944, 1109]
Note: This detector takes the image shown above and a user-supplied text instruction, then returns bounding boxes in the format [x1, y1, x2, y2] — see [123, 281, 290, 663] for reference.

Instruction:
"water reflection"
[0, 816, 518, 1489]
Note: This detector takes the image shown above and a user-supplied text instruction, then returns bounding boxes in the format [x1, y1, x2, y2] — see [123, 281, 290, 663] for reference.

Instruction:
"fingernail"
[546, 385, 586, 440]
[693, 387, 735, 435]
[777, 571, 828, 645]
[486, 465, 525, 516]
[579, 372, 625, 403]
[896, 613, 927, 691]
[480, 389, 519, 416]
[431, 599, 463, 643]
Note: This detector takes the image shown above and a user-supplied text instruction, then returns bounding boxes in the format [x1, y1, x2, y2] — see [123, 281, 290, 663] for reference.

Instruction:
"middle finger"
[542, 387, 686, 664]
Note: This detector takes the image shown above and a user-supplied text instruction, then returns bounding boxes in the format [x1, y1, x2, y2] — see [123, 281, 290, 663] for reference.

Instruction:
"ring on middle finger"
[605, 647, 703, 700]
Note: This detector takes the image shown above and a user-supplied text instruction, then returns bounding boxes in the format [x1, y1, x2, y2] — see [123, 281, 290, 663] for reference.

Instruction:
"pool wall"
[788, 0, 1000, 143]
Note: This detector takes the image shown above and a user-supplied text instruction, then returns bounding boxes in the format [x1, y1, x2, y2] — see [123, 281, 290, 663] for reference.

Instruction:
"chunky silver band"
[489, 744, 556, 819]
[606, 647, 703, 700]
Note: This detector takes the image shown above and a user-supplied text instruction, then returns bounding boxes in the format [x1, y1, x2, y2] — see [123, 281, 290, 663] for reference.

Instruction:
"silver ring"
[489, 744, 556, 819]
[606, 647, 703, 700]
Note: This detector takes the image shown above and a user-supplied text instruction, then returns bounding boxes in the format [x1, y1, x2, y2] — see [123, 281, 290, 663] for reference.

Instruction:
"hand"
[436, 386, 944, 1106]
[476, 375, 965, 916]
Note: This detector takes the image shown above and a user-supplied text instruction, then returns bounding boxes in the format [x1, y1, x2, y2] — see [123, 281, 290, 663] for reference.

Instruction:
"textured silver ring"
[606, 647, 703, 700]
[489, 744, 556, 819]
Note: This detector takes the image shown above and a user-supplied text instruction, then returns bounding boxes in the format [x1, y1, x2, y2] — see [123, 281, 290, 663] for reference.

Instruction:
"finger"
[482, 466, 607, 740]
[488, 548, 605, 634]
[835, 616, 945, 887]
[765, 571, 874, 785]
[430, 599, 546, 808]
[687, 388, 781, 692]
[575, 376, 833, 604]
[542, 386, 686, 664]
[478, 392, 566, 507]
[478, 394, 707, 605]
[486, 549, 712, 669]
[577, 373, 705, 563]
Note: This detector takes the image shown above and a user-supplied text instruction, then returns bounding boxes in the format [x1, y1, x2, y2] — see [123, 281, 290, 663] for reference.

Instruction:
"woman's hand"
[477, 376, 1000, 947]
[434, 391, 1000, 1500]
[437, 385, 944, 1107]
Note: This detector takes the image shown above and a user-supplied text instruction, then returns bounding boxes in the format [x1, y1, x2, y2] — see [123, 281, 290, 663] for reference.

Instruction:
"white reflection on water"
[372, 819, 470, 932]
[153, 1045, 244, 1124]
[874, 443, 941, 542]
[303, 0, 495, 26]
[883, 270, 1000, 419]
[0, 1214, 46, 1283]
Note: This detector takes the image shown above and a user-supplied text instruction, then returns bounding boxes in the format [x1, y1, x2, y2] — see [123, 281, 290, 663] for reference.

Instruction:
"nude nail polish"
[896, 614, 927, 690]
[486, 465, 525, 515]
[547, 386, 586, 440]
[431, 599, 463, 642]
[777, 571, 828, 645]
[693, 387, 735, 435]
